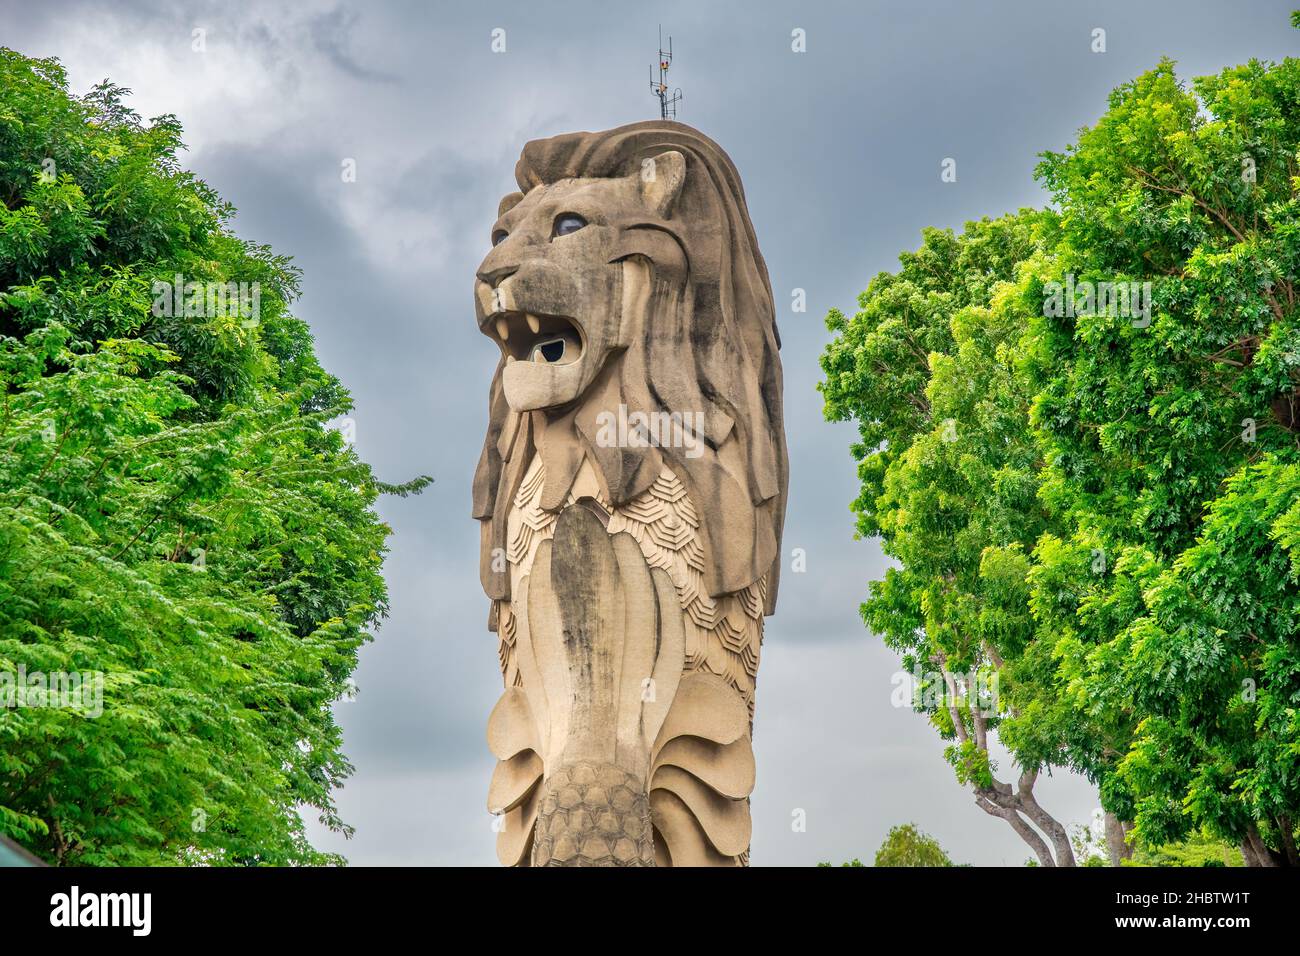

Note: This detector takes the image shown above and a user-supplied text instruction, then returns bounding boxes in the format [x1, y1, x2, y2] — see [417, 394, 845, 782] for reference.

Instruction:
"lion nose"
[477, 264, 518, 289]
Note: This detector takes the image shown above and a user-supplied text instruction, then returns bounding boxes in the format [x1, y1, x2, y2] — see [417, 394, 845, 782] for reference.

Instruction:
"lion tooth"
[526, 313, 540, 333]
[496, 318, 510, 341]
[506, 355, 515, 364]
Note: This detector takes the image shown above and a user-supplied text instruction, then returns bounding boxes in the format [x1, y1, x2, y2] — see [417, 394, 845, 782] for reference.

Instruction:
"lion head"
[472, 121, 787, 613]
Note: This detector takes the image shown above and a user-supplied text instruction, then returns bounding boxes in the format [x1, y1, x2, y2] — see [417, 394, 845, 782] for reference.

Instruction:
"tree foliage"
[1026, 50, 1300, 866]
[872, 823, 954, 867]
[0, 49, 428, 865]
[821, 27, 1300, 866]
[816, 823, 956, 867]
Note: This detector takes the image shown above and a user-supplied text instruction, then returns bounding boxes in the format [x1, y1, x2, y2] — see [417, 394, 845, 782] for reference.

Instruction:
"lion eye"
[553, 214, 587, 238]
[492, 230, 508, 247]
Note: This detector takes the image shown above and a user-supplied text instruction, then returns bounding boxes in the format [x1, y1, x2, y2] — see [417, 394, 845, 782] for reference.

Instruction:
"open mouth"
[486, 311, 584, 366]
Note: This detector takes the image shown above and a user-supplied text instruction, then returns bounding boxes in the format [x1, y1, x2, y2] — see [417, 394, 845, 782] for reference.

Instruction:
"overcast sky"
[4, 0, 1295, 866]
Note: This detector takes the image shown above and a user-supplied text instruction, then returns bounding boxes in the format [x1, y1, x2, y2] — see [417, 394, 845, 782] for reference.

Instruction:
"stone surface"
[474, 121, 787, 867]
[531, 762, 654, 867]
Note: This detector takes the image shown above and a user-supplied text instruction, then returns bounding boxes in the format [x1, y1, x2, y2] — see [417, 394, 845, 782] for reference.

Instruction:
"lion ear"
[497, 191, 524, 219]
[637, 150, 686, 217]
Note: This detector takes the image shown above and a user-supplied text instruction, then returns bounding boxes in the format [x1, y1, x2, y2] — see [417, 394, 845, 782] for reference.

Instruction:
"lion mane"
[472, 120, 788, 617]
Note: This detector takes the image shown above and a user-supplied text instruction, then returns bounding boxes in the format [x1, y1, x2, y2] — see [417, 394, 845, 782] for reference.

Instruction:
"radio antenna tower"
[650, 26, 682, 120]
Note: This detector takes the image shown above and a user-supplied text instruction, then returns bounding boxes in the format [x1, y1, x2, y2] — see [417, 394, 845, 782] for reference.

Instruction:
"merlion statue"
[472, 121, 787, 866]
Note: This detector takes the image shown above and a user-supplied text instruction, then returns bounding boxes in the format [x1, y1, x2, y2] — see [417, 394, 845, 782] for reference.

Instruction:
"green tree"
[816, 823, 955, 867]
[873, 823, 955, 867]
[822, 14, 1300, 867]
[1025, 50, 1300, 866]
[1128, 829, 1244, 867]
[820, 211, 1086, 865]
[0, 49, 428, 865]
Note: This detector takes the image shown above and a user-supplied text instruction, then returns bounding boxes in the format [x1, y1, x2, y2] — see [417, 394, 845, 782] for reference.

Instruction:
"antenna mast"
[649, 26, 682, 120]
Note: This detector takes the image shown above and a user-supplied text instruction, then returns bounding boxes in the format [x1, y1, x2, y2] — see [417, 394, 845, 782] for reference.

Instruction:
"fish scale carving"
[530, 763, 656, 866]
[499, 457, 765, 711]
[486, 456, 768, 865]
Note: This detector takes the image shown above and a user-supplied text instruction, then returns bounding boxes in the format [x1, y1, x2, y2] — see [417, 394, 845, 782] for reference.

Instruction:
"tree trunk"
[1104, 811, 1132, 866]
[1240, 838, 1260, 867]
[1017, 772, 1075, 867]
[1275, 815, 1298, 867]
[971, 779, 1075, 866]
[934, 652, 1074, 866]
[975, 790, 1054, 866]
[1244, 822, 1280, 867]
